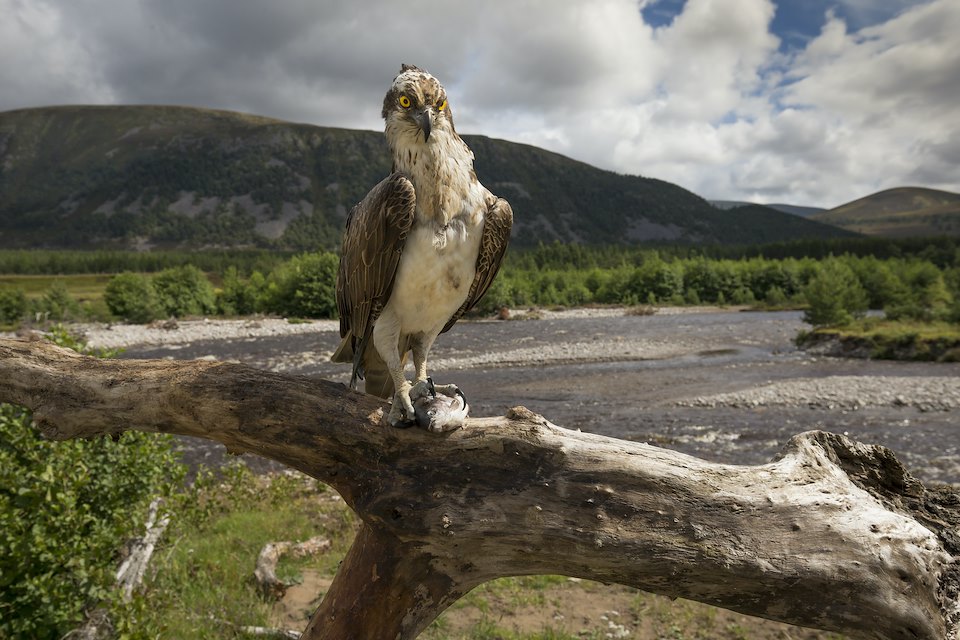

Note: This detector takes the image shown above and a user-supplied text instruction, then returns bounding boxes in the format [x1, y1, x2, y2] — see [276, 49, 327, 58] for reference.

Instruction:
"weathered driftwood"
[66, 497, 170, 639]
[235, 626, 300, 640]
[0, 338, 957, 640]
[63, 610, 112, 640]
[117, 497, 170, 602]
[254, 536, 332, 598]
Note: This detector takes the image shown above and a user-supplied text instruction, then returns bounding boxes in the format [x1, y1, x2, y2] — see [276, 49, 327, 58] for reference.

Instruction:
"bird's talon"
[409, 378, 433, 401]
[387, 385, 417, 428]
[386, 402, 414, 428]
[431, 382, 461, 399]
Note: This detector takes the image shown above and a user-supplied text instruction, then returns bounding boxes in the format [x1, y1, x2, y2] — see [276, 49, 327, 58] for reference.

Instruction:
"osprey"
[332, 64, 513, 429]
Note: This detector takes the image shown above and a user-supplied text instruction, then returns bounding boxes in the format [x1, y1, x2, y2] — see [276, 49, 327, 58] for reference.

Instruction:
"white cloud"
[776, 0, 960, 202]
[0, 0, 956, 208]
[0, 0, 114, 106]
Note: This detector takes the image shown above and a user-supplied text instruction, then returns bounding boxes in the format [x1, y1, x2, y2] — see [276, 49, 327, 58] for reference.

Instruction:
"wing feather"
[442, 196, 513, 333]
[335, 173, 416, 381]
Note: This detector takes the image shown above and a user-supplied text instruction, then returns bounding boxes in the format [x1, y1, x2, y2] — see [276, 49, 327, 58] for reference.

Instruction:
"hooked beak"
[413, 108, 432, 142]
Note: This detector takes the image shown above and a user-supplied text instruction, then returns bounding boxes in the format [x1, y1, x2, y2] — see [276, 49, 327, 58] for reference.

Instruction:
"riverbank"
[2, 305, 733, 350]
[797, 320, 960, 362]
[7, 307, 960, 419]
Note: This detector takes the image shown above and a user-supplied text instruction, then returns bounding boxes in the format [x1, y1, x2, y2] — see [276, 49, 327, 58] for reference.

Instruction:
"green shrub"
[152, 265, 216, 318]
[563, 282, 592, 306]
[802, 260, 869, 327]
[36, 280, 81, 321]
[216, 267, 264, 316]
[730, 287, 756, 305]
[262, 252, 339, 318]
[0, 287, 27, 325]
[897, 262, 953, 320]
[683, 260, 740, 303]
[851, 259, 908, 309]
[0, 331, 182, 639]
[764, 285, 787, 307]
[104, 272, 161, 323]
[948, 299, 960, 325]
[476, 276, 515, 313]
[632, 257, 683, 303]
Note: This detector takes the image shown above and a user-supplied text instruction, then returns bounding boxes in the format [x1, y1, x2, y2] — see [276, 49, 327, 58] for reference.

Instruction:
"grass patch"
[836, 317, 960, 341]
[111, 465, 356, 638]
[799, 318, 960, 361]
[0, 274, 112, 303]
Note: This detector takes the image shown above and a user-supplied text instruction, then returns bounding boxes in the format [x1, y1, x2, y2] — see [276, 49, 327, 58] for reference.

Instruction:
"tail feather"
[332, 331, 402, 400]
[331, 334, 354, 363]
[331, 333, 364, 391]
[350, 333, 369, 390]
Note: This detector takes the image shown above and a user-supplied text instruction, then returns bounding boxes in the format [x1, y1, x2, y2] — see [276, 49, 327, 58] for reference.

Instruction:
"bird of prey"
[332, 64, 513, 429]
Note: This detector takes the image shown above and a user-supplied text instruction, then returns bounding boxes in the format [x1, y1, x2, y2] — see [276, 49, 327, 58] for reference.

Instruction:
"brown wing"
[335, 173, 416, 381]
[442, 196, 513, 333]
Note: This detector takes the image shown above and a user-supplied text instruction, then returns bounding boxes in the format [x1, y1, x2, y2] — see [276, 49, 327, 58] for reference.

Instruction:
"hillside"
[710, 200, 826, 218]
[810, 187, 960, 237]
[0, 105, 853, 249]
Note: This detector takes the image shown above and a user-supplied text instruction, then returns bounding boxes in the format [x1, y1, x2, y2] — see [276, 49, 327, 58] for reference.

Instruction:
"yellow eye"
[437, 99, 447, 111]
[399, 95, 411, 108]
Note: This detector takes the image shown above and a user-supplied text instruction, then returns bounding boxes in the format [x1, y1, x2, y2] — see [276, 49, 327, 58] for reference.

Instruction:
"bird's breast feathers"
[385, 206, 485, 335]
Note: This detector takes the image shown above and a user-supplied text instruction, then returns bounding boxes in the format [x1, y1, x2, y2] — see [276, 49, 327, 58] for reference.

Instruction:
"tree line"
[488, 250, 959, 324]
[2, 236, 959, 275]
[1, 240, 959, 328]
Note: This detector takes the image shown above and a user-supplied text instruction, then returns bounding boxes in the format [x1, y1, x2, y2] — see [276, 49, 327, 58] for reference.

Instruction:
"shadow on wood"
[0, 338, 957, 640]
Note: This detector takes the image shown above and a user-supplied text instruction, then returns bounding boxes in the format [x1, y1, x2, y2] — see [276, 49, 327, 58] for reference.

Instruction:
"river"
[119, 309, 960, 486]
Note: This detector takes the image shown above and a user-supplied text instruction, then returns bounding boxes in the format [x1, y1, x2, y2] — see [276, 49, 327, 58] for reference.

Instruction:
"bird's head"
[382, 64, 454, 147]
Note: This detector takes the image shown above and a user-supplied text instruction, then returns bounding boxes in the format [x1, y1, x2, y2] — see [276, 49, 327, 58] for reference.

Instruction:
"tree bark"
[0, 338, 957, 640]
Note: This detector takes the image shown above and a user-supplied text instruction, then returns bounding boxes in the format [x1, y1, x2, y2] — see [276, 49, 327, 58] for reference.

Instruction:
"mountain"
[810, 187, 960, 238]
[710, 200, 826, 218]
[0, 105, 854, 249]
[764, 203, 827, 218]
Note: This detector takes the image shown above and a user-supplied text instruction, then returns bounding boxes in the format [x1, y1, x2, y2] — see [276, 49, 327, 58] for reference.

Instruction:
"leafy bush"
[898, 262, 953, 320]
[0, 330, 183, 639]
[631, 256, 683, 303]
[0, 287, 27, 325]
[764, 285, 788, 307]
[849, 259, 907, 310]
[36, 280, 81, 321]
[262, 252, 338, 318]
[152, 265, 217, 318]
[475, 276, 515, 313]
[104, 272, 161, 323]
[802, 260, 869, 327]
[684, 260, 741, 303]
[216, 267, 264, 316]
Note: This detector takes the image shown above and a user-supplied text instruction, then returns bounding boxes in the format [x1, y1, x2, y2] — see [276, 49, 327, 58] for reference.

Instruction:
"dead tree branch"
[67, 497, 170, 639]
[117, 497, 170, 601]
[0, 338, 957, 640]
[254, 536, 332, 598]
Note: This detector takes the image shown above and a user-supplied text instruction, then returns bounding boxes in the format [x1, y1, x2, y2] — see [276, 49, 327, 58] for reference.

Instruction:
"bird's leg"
[410, 335, 460, 401]
[409, 335, 438, 402]
[373, 322, 415, 427]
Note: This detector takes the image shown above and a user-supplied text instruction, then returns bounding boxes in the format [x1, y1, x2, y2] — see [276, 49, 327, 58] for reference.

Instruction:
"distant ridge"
[810, 187, 960, 238]
[710, 200, 826, 218]
[0, 105, 855, 249]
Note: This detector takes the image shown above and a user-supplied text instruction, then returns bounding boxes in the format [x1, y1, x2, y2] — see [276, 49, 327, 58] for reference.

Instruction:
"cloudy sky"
[2, 0, 957, 208]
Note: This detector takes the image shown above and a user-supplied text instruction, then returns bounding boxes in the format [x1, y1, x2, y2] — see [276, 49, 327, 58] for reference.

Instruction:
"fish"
[412, 377, 470, 433]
